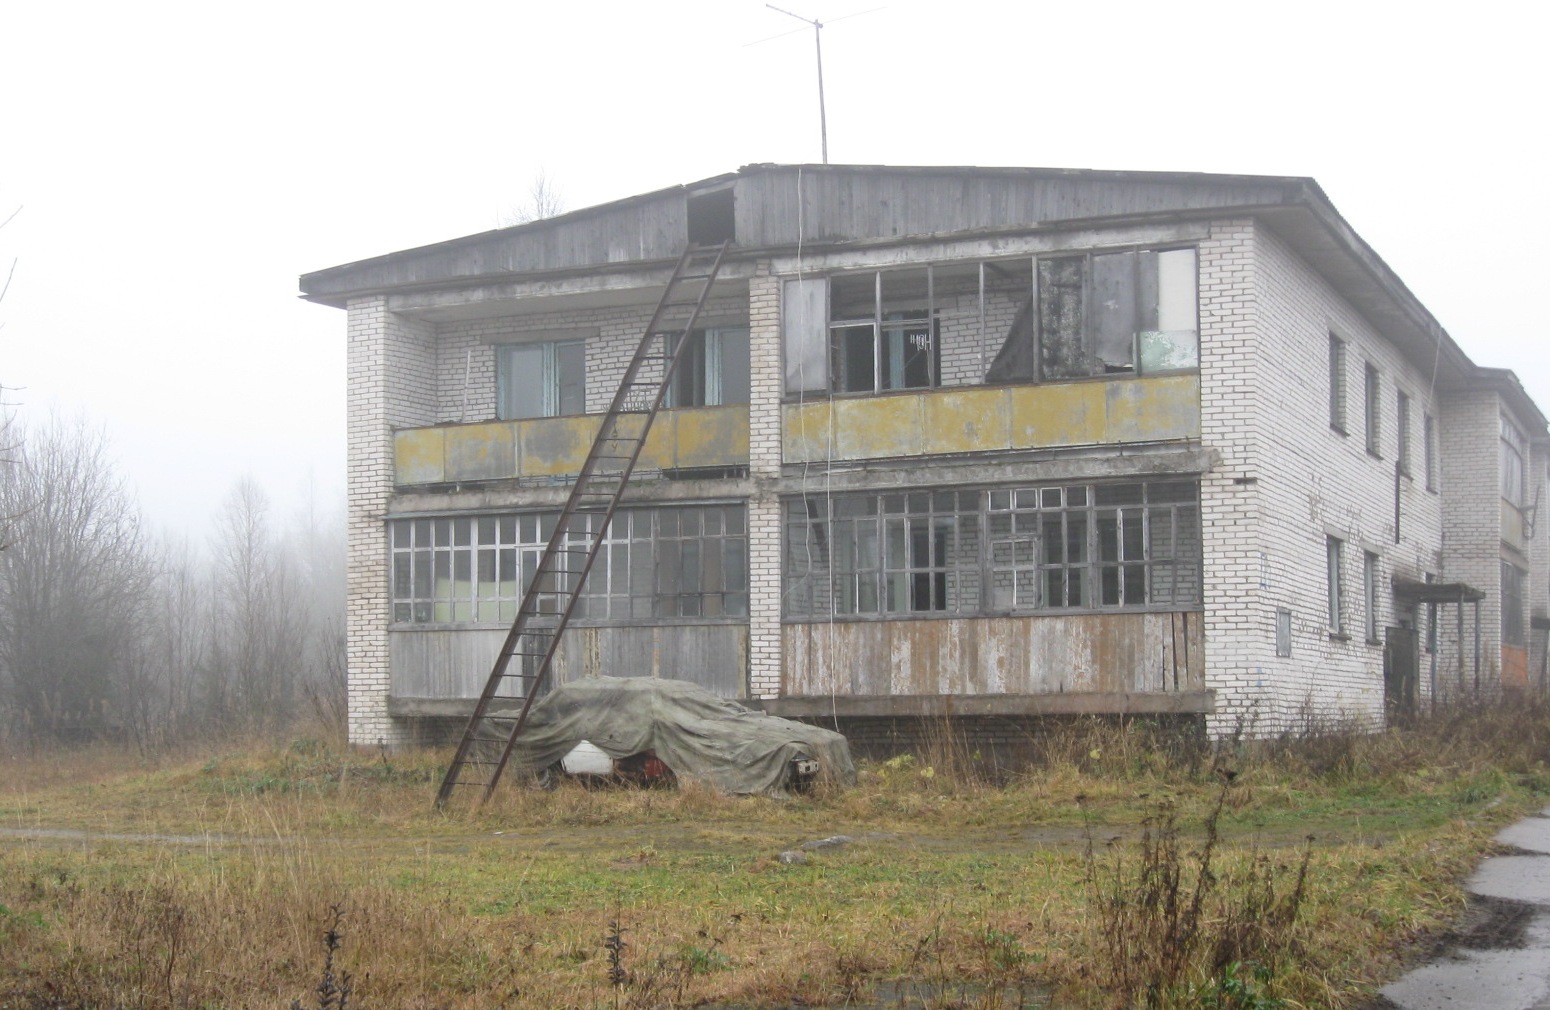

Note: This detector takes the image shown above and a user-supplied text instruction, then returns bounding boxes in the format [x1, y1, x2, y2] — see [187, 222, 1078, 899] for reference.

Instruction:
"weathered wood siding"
[735, 168, 1299, 248]
[390, 624, 748, 699]
[783, 612, 1203, 696]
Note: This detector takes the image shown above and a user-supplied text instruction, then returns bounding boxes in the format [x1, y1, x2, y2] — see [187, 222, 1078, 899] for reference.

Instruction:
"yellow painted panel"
[394, 428, 445, 485]
[638, 413, 677, 470]
[1105, 374, 1201, 442]
[444, 422, 517, 481]
[1007, 382, 1107, 447]
[519, 415, 599, 477]
[670, 406, 749, 468]
[783, 402, 835, 464]
[834, 395, 924, 459]
[923, 388, 1012, 455]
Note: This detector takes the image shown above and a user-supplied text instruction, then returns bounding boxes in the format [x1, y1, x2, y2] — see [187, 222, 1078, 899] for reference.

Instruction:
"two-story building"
[301, 164, 1549, 751]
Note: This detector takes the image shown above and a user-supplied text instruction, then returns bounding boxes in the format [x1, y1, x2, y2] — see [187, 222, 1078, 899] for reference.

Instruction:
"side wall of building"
[1201, 221, 1448, 735]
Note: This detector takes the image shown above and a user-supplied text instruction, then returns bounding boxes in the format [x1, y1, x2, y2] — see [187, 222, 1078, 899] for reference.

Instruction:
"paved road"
[1381, 809, 1550, 1010]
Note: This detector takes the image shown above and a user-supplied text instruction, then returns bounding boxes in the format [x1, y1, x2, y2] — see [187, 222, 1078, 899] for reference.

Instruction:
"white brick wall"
[1200, 220, 1454, 735]
[346, 296, 435, 746]
[747, 266, 783, 697]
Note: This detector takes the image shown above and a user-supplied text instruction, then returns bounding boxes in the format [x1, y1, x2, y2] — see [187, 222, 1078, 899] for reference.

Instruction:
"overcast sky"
[2, 0, 1544, 537]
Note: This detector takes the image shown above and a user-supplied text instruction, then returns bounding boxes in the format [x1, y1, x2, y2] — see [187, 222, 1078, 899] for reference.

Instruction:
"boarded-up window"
[783, 277, 829, 394]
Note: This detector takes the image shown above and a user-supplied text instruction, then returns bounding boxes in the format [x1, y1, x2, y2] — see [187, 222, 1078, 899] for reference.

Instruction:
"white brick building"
[301, 165, 1549, 749]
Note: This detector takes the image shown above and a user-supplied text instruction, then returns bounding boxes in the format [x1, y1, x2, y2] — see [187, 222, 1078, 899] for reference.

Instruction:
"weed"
[292, 905, 352, 1010]
[1083, 772, 1311, 1009]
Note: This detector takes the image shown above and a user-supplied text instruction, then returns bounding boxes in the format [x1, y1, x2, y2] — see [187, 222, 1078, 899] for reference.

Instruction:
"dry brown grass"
[1, 700, 1546, 1009]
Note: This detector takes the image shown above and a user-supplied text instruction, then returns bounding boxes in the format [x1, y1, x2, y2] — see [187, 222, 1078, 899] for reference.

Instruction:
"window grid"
[389, 505, 747, 625]
[1423, 413, 1437, 491]
[784, 481, 1201, 619]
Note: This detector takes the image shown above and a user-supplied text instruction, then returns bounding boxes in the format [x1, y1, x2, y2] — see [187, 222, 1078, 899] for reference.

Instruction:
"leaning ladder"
[434, 241, 731, 810]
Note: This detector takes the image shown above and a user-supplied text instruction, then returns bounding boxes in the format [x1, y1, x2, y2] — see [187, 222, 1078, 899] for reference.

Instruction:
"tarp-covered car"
[507, 677, 855, 797]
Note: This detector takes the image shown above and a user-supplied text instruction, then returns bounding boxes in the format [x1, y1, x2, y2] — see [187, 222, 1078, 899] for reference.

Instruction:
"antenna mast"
[766, 4, 829, 164]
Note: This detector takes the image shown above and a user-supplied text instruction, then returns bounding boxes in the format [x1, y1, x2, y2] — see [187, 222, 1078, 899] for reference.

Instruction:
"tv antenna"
[753, 6, 882, 164]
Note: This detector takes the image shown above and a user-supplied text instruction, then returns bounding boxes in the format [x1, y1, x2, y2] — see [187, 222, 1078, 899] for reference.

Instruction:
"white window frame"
[496, 339, 586, 420]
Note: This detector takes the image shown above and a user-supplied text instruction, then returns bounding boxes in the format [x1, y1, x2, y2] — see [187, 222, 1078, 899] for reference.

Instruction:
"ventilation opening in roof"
[687, 187, 736, 245]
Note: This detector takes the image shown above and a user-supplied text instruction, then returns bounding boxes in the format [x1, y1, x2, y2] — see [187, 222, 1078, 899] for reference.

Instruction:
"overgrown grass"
[2, 699, 1548, 1008]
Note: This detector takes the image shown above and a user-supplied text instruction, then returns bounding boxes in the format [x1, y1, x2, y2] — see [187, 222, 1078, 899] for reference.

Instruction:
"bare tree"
[0, 416, 153, 740]
[209, 478, 306, 728]
[502, 169, 566, 226]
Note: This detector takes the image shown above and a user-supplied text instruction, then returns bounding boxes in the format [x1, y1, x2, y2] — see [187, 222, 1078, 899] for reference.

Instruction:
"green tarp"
[508, 677, 856, 797]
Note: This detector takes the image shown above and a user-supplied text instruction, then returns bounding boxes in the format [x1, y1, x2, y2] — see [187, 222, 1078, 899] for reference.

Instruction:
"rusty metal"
[435, 241, 731, 811]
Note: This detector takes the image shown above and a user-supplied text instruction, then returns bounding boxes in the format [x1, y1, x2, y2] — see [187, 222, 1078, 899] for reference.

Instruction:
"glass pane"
[717, 328, 750, 405]
[832, 324, 876, 393]
[555, 340, 586, 416]
[499, 344, 546, 420]
[1090, 252, 1135, 371]
[1038, 257, 1088, 379]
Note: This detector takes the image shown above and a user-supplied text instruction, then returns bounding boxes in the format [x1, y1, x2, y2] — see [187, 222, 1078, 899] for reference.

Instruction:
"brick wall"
[748, 265, 784, 698]
[346, 296, 435, 745]
[1200, 221, 1451, 735]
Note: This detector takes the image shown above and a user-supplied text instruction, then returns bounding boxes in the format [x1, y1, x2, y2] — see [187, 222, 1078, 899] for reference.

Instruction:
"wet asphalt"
[1380, 808, 1550, 1010]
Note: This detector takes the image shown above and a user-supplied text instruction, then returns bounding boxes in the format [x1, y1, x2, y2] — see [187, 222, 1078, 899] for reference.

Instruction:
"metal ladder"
[435, 241, 731, 810]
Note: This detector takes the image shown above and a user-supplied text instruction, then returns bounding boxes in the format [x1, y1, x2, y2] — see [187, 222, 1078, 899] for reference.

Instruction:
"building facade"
[302, 165, 1549, 749]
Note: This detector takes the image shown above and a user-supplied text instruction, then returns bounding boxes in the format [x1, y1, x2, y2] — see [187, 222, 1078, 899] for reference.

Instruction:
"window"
[1035, 248, 1198, 380]
[783, 480, 1201, 618]
[1363, 551, 1380, 643]
[1396, 391, 1411, 476]
[667, 327, 750, 407]
[1328, 334, 1347, 433]
[497, 340, 585, 419]
[1502, 416, 1528, 508]
[1502, 561, 1526, 647]
[1364, 363, 1381, 456]
[388, 505, 747, 625]
[1275, 608, 1292, 657]
[1423, 413, 1437, 491]
[829, 269, 939, 394]
[1326, 536, 1344, 635]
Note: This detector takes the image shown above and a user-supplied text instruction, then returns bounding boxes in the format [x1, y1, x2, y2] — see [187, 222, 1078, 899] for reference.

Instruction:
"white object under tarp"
[509, 677, 856, 797]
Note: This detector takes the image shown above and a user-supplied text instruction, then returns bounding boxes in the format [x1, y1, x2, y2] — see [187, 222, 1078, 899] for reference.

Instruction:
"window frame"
[1364, 362, 1381, 457]
[666, 326, 750, 408]
[1328, 333, 1348, 434]
[1396, 390, 1411, 477]
[1423, 412, 1438, 491]
[1363, 550, 1380, 644]
[1503, 560, 1526, 647]
[387, 504, 749, 626]
[783, 480, 1203, 621]
[1326, 535, 1345, 636]
[1035, 247, 1199, 382]
[496, 338, 587, 420]
[1502, 416, 1528, 508]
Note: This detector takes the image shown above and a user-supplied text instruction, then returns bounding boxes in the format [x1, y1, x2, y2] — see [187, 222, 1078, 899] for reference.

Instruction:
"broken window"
[827, 268, 939, 394]
[990, 248, 1197, 383]
[785, 480, 1200, 619]
[497, 339, 586, 419]
[667, 327, 750, 407]
[388, 505, 747, 625]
